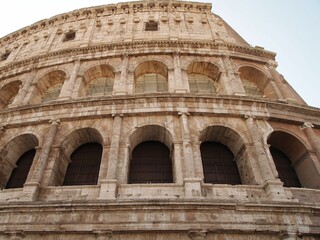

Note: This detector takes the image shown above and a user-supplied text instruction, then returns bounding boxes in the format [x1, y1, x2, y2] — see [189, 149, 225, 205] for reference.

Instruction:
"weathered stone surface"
[0, 0, 319, 239]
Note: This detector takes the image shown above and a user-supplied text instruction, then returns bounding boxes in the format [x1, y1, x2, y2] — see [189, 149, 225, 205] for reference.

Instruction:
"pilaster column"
[178, 111, 202, 198]
[0, 125, 5, 139]
[114, 54, 128, 95]
[244, 115, 290, 200]
[244, 115, 276, 183]
[126, 70, 135, 94]
[266, 62, 305, 104]
[301, 122, 320, 161]
[59, 59, 81, 99]
[173, 52, 187, 93]
[179, 111, 194, 178]
[22, 118, 60, 201]
[99, 114, 123, 200]
[221, 56, 245, 95]
[266, 62, 292, 101]
[11, 68, 37, 106]
[267, 77, 284, 99]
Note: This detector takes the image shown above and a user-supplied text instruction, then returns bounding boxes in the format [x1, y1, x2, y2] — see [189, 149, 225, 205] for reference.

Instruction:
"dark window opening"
[129, 141, 173, 184]
[270, 146, 301, 188]
[145, 21, 158, 31]
[63, 31, 76, 42]
[5, 149, 36, 189]
[63, 142, 102, 186]
[1, 51, 10, 61]
[200, 141, 241, 185]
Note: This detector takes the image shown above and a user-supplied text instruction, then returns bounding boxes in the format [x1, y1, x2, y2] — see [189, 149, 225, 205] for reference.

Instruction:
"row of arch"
[0, 60, 278, 109]
[0, 124, 312, 190]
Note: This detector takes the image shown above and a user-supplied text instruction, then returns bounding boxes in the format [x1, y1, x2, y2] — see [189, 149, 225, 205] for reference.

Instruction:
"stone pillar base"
[20, 182, 40, 202]
[98, 179, 118, 200]
[184, 178, 203, 198]
[114, 91, 127, 95]
[174, 89, 188, 93]
[263, 180, 297, 202]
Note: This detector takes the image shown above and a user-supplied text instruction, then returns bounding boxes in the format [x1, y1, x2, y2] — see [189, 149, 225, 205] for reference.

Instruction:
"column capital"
[178, 111, 190, 117]
[111, 113, 123, 118]
[188, 229, 207, 240]
[0, 124, 6, 132]
[173, 50, 181, 56]
[222, 54, 230, 59]
[49, 118, 60, 126]
[300, 122, 314, 130]
[266, 60, 278, 69]
[74, 58, 82, 63]
[244, 114, 256, 120]
[121, 53, 129, 59]
[93, 230, 112, 239]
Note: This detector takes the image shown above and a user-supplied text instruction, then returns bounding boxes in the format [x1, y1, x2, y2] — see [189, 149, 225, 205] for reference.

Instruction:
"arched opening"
[239, 66, 277, 99]
[41, 83, 63, 102]
[187, 61, 219, 94]
[269, 146, 301, 188]
[82, 64, 115, 97]
[268, 131, 319, 188]
[129, 141, 173, 184]
[134, 61, 168, 93]
[30, 70, 66, 104]
[200, 141, 241, 184]
[199, 126, 244, 185]
[128, 125, 174, 184]
[0, 134, 39, 188]
[51, 128, 104, 186]
[63, 142, 103, 186]
[0, 81, 21, 109]
[5, 149, 36, 189]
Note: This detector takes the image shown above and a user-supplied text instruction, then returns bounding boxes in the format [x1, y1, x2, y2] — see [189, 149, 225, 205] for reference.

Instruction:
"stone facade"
[0, 0, 320, 239]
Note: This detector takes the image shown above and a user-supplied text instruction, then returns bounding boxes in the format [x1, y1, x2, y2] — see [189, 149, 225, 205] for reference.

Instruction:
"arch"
[200, 141, 241, 184]
[199, 125, 245, 184]
[63, 142, 103, 186]
[30, 70, 67, 104]
[128, 125, 174, 184]
[134, 61, 168, 93]
[51, 127, 104, 186]
[199, 125, 245, 156]
[128, 141, 173, 184]
[181, 58, 223, 72]
[81, 64, 115, 97]
[0, 80, 22, 109]
[0, 134, 39, 188]
[129, 124, 173, 151]
[187, 61, 220, 94]
[238, 66, 278, 99]
[267, 130, 319, 188]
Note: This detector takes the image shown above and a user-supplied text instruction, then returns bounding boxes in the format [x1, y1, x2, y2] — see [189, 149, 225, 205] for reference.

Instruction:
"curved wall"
[0, 1, 320, 239]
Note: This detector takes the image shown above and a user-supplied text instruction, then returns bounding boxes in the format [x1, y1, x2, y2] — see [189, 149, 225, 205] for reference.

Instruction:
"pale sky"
[0, 0, 319, 108]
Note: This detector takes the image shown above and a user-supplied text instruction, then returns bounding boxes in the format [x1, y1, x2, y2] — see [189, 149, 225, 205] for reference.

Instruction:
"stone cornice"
[0, 199, 319, 236]
[0, 0, 212, 45]
[0, 40, 275, 79]
[0, 94, 319, 129]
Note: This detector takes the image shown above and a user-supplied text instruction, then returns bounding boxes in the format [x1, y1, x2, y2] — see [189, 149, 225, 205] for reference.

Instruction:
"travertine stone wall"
[0, 0, 319, 239]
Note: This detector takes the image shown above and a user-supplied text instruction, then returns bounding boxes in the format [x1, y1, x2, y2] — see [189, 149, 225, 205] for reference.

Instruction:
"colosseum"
[0, 0, 319, 239]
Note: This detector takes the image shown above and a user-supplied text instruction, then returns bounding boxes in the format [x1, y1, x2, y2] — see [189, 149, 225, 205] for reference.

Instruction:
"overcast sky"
[0, 0, 319, 108]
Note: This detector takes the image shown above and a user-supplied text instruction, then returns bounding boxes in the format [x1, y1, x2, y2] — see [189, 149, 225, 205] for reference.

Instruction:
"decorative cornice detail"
[0, 40, 275, 79]
[300, 122, 314, 130]
[0, 0, 213, 45]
